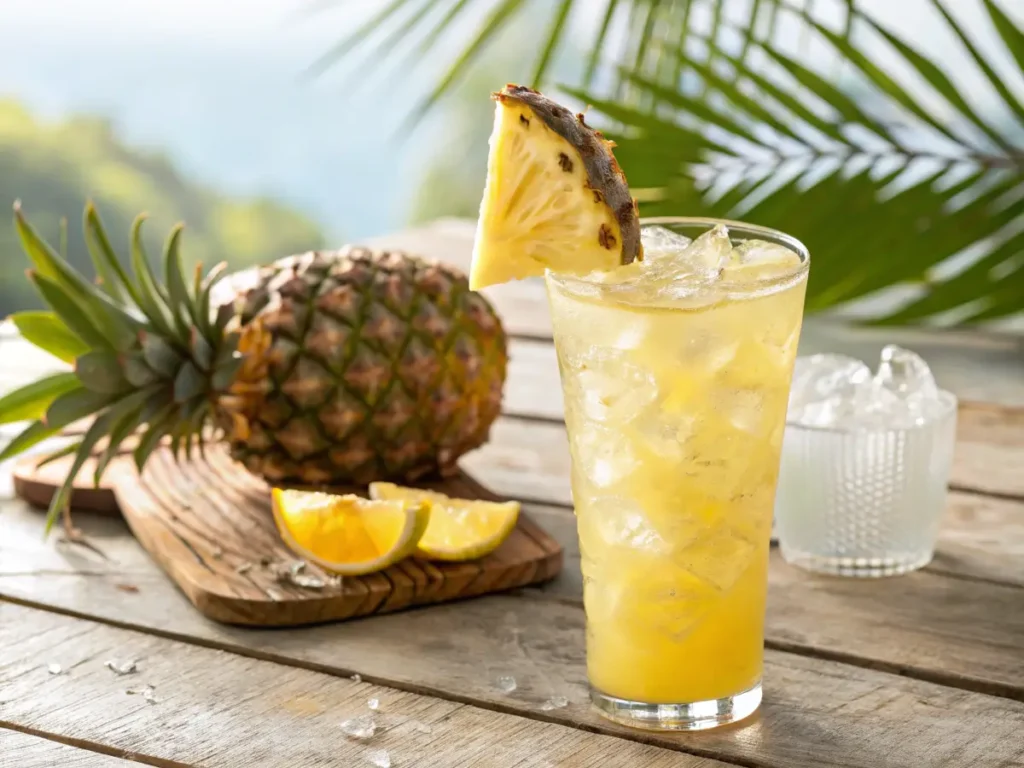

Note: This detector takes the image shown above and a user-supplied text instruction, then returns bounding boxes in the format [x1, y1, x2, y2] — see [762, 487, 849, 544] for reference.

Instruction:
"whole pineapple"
[0, 202, 507, 531]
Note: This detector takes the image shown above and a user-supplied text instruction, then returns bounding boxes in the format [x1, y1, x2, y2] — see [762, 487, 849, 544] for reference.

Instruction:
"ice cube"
[675, 525, 756, 593]
[573, 354, 657, 424]
[583, 497, 668, 551]
[495, 675, 517, 693]
[789, 348, 949, 429]
[797, 380, 902, 429]
[874, 345, 938, 400]
[571, 424, 638, 489]
[47, 663, 63, 675]
[365, 749, 391, 768]
[722, 239, 802, 282]
[677, 224, 732, 273]
[640, 225, 692, 258]
[788, 354, 873, 426]
[367, 698, 380, 711]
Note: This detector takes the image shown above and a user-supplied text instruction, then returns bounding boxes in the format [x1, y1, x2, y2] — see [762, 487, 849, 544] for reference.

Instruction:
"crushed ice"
[47, 663, 63, 675]
[351, 673, 362, 683]
[365, 748, 391, 768]
[788, 346, 951, 429]
[495, 675, 517, 693]
[367, 697, 380, 711]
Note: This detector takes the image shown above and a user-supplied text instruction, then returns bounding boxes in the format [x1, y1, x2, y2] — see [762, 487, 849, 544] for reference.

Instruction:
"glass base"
[781, 549, 932, 577]
[590, 681, 761, 731]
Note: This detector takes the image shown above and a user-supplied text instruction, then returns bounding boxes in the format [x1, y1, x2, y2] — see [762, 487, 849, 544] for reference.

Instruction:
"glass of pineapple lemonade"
[546, 218, 809, 730]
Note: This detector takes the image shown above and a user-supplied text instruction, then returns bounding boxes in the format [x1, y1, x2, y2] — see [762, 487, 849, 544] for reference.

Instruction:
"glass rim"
[784, 389, 959, 434]
[546, 216, 809, 301]
[640, 216, 810, 266]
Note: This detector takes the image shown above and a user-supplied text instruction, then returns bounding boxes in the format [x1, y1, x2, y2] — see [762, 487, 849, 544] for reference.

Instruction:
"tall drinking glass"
[546, 218, 809, 730]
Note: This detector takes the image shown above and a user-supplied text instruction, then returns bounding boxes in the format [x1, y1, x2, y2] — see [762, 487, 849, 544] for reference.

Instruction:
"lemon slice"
[470, 84, 641, 290]
[271, 488, 429, 575]
[369, 482, 520, 561]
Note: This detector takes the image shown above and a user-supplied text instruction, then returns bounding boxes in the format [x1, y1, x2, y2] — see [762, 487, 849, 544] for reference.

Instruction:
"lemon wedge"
[369, 483, 520, 561]
[271, 488, 429, 575]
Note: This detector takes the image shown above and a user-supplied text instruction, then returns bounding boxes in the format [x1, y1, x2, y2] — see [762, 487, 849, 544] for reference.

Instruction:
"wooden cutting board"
[12, 447, 563, 627]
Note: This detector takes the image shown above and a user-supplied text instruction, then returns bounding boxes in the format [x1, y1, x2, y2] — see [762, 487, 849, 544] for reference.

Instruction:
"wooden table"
[2, 220, 1023, 768]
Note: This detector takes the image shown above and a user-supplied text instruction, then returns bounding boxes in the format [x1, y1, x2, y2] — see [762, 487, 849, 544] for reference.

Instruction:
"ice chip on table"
[365, 749, 391, 768]
[495, 675, 517, 693]
[340, 714, 378, 739]
[639, 224, 692, 259]
[541, 695, 569, 711]
[722, 239, 802, 282]
[787, 347, 948, 429]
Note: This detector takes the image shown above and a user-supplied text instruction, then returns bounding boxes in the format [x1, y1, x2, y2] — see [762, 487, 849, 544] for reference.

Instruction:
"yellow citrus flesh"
[470, 100, 625, 290]
[271, 488, 429, 575]
[369, 482, 520, 561]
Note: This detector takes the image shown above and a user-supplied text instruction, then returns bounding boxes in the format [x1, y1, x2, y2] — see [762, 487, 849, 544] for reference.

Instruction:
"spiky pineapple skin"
[220, 247, 507, 485]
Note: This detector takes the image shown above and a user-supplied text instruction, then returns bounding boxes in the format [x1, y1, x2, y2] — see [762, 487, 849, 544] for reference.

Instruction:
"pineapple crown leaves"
[0, 201, 245, 535]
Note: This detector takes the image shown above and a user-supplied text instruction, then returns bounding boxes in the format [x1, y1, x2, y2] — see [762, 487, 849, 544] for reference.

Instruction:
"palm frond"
[564, 0, 1024, 324]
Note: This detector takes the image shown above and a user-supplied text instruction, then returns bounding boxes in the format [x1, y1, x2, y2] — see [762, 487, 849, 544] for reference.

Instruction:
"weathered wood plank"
[2, 505, 1024, 768]
[502, 339, 1024, 500]
[0, 729, 138, 767]
[0, 602, 716, 768]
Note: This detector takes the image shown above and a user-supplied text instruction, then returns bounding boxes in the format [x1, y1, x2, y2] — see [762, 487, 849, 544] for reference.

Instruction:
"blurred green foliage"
[0, 99, 325, 315]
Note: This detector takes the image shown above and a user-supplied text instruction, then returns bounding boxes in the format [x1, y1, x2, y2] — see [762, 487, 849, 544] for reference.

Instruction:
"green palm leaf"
[325, 0, 1024, 323]
[566, 2, 1024, 324]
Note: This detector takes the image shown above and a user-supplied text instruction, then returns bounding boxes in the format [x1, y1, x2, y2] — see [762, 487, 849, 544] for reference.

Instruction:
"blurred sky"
[1, 0, 1021, 244]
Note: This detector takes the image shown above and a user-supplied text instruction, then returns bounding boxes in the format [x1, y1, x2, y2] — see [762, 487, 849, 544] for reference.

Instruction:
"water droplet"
[495, 675, 517, 693]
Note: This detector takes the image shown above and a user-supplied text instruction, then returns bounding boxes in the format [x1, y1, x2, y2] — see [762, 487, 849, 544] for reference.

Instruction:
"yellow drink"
[546, 218, 808, 730]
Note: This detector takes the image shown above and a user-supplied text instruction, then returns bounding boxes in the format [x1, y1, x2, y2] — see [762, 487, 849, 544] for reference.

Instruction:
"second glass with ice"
[547, 219, 809, 730]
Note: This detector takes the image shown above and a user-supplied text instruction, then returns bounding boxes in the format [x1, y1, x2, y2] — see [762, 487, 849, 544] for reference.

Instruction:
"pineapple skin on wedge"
[471, 84, 642, 290]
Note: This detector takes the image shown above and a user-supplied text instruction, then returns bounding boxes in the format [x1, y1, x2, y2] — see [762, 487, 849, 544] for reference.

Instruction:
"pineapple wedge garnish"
[470, 84, 643, 290]
[369, 483, 519, 561]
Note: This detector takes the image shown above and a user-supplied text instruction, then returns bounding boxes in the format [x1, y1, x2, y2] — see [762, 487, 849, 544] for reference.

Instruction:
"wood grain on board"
[0, 729, 135, 768]
[2, 540, 1023, 768]
[55, 447, 559, 627]
[0, 603, 713, 768]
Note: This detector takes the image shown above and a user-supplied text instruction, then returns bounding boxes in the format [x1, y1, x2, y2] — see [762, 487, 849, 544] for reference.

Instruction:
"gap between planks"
[0, 725, 177, 768]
